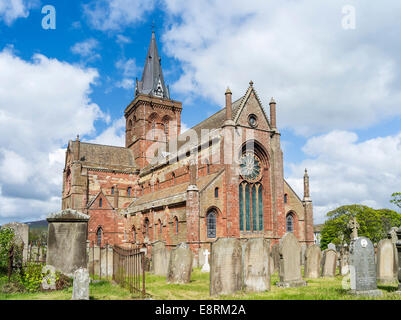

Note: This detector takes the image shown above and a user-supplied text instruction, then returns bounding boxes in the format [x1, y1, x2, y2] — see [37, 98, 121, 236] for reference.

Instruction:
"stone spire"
[135, 31, 170, 99]
[303, 169, 311, 201]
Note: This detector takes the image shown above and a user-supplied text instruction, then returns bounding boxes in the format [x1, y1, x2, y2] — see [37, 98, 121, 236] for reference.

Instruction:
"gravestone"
[151, 241, 170, 276]
[388, 227, 398, 244]
[376, 239, 397, 283]
[46, 209, 89, 276]
[3, 222, 29, 262]
[210, 238, 242, 296]
[349, 236, 383, 296]
[167, 242, 193, 284]
[41, 265, 57, 290]
[321, 249, 337, 277]
[328, 243, 336, 251]
[270, 243, 280, 274]
[300, 244, 307, 266]
[72, 268, 90, 300]
[242, 238, 270, 292]
[340, 246, 350, 275]
[201, 249, 210, 273]
[395, 227, 401, 294]
[276, 232, 307, 287]
[304, 244, 321, 279]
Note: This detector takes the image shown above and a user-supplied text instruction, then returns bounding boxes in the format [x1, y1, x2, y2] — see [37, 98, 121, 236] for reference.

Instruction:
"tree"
[390, 192, 401, 210]
[320, 205, 401, 250]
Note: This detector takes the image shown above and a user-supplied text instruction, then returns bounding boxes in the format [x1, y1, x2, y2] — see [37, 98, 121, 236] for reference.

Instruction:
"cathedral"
[61, 31, 314, 262]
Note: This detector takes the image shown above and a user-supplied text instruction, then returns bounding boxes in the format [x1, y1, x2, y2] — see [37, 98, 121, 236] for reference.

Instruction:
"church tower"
[124, 31, 182, 169]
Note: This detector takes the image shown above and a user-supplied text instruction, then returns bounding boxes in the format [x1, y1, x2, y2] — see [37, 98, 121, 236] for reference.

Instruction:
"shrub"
[20, 262, 45, 292]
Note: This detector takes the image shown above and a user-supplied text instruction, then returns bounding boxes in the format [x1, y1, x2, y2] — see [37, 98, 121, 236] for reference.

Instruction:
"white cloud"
[0, 0, 30, 25]
[286, 130, 401, 224]
[87, 117, 126, 147]
[116, 34, 131, 45]
[83, 0, 155, 31]
[0, 47, 104, 224]
[71, 38, 101, 62]
[161, 0, 401, 135]
[115, 58, 140, 90]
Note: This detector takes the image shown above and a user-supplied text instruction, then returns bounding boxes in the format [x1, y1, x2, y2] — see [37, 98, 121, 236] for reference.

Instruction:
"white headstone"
[201, 249, 210, 272]
[72, 268, 90, 300]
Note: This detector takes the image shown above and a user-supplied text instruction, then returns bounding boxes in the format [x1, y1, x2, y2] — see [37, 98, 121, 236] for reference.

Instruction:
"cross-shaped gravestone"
[201, 249, 210, 273]
[348, 217, 360, 240]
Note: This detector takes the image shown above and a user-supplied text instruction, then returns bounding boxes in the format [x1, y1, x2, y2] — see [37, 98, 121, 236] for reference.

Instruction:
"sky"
[0, 0, 400, 225]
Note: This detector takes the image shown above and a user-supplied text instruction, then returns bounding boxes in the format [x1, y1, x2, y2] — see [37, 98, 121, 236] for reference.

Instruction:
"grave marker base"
[348, 289, 383, 297]
[276, 280, 307, 288]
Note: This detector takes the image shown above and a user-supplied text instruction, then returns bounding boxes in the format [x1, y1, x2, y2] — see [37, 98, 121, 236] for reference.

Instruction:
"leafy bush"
[0, 227, 15, 274]
[55, 272, 72, 290]
[20, 262, 45, 292]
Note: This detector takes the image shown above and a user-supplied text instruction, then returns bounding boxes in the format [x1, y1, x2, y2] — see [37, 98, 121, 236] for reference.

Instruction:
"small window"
[207, 210, 217, 238]
[96, 227, 102, 246]
[284, 194, 288, 204]
[175, 217, 179, 234]
[99, 198, 102, 208]
[214, 187, 219, 198]
[286, 214, 293, 232]
[144, 218, 149, 237]
[127, 187, 132, 197]
[132, 227, 136, 242]
[111, 187, 114, 195]
[159, 220, 162, 235]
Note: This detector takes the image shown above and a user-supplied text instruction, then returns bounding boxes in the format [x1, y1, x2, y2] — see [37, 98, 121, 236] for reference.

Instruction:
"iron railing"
[112, 245, 145, 297]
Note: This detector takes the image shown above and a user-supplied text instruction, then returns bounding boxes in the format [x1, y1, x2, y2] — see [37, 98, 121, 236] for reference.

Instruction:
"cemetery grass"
[146, 268, 401, 300]
[1, 269, 401, 300]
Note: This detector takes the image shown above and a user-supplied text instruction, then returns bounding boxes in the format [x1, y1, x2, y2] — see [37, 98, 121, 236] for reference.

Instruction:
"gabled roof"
[127, 170, 224, 213]
[87, 190, 114, 209]
[135, 31, 170, 99]
[70, 141, 136, 170]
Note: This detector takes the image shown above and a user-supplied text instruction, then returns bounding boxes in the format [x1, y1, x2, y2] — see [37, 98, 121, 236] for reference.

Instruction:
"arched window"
[128, 119, 132, 130]
[207, 210, 217, 238]
[284, 193, 288, 204]
[111, 187, 114, 195]
[144, 218, 149, 237]
[96, 227, 102, 246]
[214, 187, 219, 198]
[174, 217, 179, 234]
[127, 187, 132, 197]
[172, 172, 175, 185]
[206, 161, 210, 175]
[286, 214, 294, 232]
[151, 120, 156, 139]
[133, 227, 136, 242]
[99, 198, 102, 208]
[159, 219, 162, 235]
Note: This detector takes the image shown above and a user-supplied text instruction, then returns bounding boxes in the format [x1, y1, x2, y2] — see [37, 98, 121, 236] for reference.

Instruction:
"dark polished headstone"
[349, 236, 382, 296]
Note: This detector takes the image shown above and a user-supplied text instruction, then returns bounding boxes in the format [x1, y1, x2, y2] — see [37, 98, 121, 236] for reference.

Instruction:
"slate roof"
[135, 31, 170, 99]
[127, 170, 224, 213]
[71, 141, 136, 169]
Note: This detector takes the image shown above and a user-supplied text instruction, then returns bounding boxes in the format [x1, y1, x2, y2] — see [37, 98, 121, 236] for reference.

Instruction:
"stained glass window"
[239, 184, 244, 231]
[96, 227, 102, 246]
[207, 210, 217, 238]
[258, 185, 263, 231]
[252, 184, 257, 231]
[245, 184, 251, 231]
[286, 214, 293, 232]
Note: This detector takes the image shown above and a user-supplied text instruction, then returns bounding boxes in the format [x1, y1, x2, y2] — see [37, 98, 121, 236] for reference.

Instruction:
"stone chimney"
[73, 134, 80, 160]
[223, 87, 235, 127]
[303, 169, 310, 201]
[269, 98, 277, 129]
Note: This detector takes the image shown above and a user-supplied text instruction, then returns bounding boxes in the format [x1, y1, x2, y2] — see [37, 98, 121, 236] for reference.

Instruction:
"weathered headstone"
[270, 243, 279, 274]
[151, 241, 170, 276]
[388, 227, 398, 244]
[300, 243, 307, 266]
[3, 222, 29, 262]
[167, 242, 193, 284]
[376, 239, 397, 283]
[395, 227, 401, 294]
[201, 249, 210, 273]
[348, 217, 359, 240]
[328, 243, 336, 251]
[72, 268, 90, 300]
[41, 265, 57, 290]
[321, 249, 337, 277]
[349, 237, 383, 296]
[304, 244, 321, 279]
[210, 238, 242, 296]
[242, 238, 270, 292]
[46, 209, 89, 276]
[340, 246, 350, 275]
[276, 232, 307, 287]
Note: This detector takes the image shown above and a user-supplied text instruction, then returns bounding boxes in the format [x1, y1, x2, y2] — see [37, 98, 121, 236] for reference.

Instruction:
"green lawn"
[1, 268, 400, 300]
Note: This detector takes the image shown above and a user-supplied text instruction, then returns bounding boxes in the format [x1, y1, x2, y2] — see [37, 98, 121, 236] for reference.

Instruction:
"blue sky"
[0, 0, 401, 225]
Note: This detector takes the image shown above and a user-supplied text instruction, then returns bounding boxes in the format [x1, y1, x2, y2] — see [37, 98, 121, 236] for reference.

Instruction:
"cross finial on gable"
[249, 80, 254, 87]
